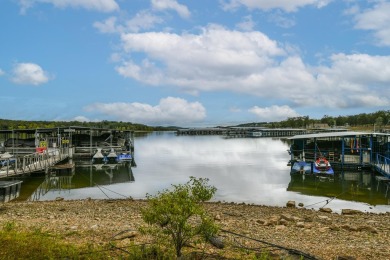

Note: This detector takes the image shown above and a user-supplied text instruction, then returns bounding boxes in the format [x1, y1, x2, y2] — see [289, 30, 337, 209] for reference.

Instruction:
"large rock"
[286, 201, 296, 208]
[341, 225, 358, 232]
[275, 225, 287, 231]
[357, 225, 378, 233]
[208, 236, 225, 249]
[113, 230, 138, 240]
[280, 214, 294, 221]
[319, 207, 332, 213]
[341, 209, 362, 215]
[318, 215, 331, 221]
[336, 256, 356, 260]
[278, 219, 289, 226]
[296, 222, 305, 228]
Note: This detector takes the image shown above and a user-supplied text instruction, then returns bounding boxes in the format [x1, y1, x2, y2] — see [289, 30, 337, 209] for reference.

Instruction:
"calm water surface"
[15, 132, 390, 213]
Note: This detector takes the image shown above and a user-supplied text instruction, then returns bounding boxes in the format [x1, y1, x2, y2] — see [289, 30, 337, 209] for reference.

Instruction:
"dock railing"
[0, 147, 69, 178]
[374, 154, 390, 177]
[290, 148, 370, 165]
[290, 147, 390, 175]
[290, 149, 341, 163]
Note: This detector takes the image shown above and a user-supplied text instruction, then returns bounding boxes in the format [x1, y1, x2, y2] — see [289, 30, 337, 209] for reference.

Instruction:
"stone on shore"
[286, 200, 296, 208]
[341, 209, 362, 215]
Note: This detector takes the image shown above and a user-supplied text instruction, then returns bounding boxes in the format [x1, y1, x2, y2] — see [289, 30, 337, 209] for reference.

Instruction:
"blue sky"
[1, 0, 389, 126]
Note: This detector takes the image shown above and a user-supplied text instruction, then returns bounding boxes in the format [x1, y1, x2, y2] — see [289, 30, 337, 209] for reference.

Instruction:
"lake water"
[13, 132, 390, 213]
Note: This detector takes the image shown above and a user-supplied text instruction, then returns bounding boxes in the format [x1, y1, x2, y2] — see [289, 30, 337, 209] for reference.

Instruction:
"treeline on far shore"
[0, 110, 389, 132]
[236, 110, 390, 130]
[0, 119, 178, 132]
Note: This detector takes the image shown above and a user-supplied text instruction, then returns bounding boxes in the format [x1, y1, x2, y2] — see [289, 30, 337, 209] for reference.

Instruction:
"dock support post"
[341, 137, 345, 176]
[369, 135, 374, 164]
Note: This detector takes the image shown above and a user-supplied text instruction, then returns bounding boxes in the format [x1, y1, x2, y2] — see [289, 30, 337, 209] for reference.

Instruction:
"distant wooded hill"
[1, 110, 389, 131]
[235, 110, 390, 129]
[0, 119, 177, 131]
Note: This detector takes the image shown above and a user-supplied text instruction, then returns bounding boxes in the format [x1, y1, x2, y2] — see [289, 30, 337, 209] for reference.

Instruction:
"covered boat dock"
[0, 126, 135, 178]
[288, 131, 390, 176]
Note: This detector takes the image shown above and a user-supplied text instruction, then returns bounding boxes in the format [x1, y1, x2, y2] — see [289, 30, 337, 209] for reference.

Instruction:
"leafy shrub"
[141, 177, 219, 258]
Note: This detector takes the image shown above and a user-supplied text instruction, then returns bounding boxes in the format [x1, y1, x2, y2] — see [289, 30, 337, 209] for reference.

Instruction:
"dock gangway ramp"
[374, 154, 390, 177]
[0, 148, 69, 178]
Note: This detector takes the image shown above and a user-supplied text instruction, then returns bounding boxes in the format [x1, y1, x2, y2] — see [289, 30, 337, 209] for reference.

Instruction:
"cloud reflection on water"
[39, 132, 390, 213]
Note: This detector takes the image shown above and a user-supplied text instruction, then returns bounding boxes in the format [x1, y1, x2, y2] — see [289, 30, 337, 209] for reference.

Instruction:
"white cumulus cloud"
[268, 10, 296, 28]
[114, 24, 390, 110]
[117, 25, 286, 92]
[315, 53, 390, 107]
[93, 16, 120, 34]
[236, 15, 256, 31]
[221, 0, 331, 12]
[151, 0, 191, 18]
[352, 1, 390, 46]
[18, 0, 119, 14]
[11, 62, 50, 85]
[0, 69, 4, 76]
[94, 11, 163, 34]
[85, 97, 206, 126]
[249, 105, 300, 122]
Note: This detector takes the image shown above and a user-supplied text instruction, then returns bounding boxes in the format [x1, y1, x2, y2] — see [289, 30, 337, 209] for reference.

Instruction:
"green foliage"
[0, 118, 158, 131]
[0, 109, 389, 130]
[141, 177, 219, 258]
[2, 221, 16, 232]
[235, 110, 390, 129]
[0, 224, 114, 259]
[124, 243, 173, 260]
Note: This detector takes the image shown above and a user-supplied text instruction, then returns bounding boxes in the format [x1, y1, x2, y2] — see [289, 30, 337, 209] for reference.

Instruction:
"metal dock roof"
[288, 131, 386, 140]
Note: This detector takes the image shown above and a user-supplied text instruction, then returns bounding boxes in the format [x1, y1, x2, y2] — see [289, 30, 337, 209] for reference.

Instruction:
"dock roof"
[0, 126, 133, 134]
[288, 131, 381, 140]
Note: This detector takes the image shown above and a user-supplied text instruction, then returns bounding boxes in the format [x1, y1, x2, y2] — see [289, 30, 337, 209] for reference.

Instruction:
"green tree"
[141, 177, 219, 258]
[375, 116, 384, 127]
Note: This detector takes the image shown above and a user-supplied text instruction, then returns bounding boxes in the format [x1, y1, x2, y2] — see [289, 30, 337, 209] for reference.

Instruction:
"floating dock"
[0, 180, 22, 202]
[177, 127, 307, 137]
[288, 131, 390, 177]
[0, 126, 135, 179]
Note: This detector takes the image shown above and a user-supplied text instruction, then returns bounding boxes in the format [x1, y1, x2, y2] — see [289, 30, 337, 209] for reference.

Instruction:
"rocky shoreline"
[1, 199, 389, 259]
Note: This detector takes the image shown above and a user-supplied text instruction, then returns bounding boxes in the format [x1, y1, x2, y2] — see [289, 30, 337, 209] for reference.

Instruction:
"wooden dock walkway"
[0, 148, 69, 178]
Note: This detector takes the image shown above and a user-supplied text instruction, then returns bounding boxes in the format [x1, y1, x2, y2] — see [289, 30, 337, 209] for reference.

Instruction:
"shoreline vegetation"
[1, 198, 390, 259]
[0, 109, 389, 131]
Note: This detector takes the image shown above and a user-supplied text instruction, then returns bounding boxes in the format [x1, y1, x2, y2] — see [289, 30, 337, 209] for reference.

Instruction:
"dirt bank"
[0, 199, 389, 259]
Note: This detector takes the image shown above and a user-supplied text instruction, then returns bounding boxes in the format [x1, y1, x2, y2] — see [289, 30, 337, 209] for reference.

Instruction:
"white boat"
[0, 152, 13, 159]
[106, 148, 118, 163]
[313, 157, 334, 175]
[92, 148, 106, 164]
[0, 152, 15, 167]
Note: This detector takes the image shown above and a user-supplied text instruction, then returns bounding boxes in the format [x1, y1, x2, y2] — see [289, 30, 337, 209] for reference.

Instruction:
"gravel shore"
[1, 199, 389, 259]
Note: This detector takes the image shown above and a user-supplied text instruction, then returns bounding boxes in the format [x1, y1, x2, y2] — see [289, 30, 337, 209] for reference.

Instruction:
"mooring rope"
[304, 189, 349, 208]
[93, 183, 111, 199]
[221, 228, 320, 260]
[97, 185, 132, 199]
[75, 167, 132, 200]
